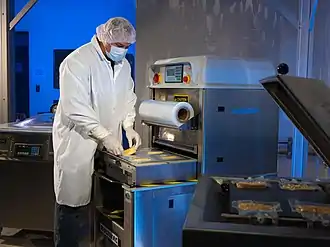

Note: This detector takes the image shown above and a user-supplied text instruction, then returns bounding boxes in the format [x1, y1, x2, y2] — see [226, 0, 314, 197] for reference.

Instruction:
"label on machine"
[100, 223, 120, 246]
[173, 94, 189, 102]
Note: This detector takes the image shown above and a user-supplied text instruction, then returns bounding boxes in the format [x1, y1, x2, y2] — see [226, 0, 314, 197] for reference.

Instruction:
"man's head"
[96, 17, 136, 62]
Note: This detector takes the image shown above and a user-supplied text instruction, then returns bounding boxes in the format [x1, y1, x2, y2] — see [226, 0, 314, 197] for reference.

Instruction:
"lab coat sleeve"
[59, 58, 110, 140]
[122, 74, 137, 130]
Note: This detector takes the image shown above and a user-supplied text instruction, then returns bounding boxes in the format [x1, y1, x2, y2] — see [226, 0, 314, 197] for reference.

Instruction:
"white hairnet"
[96, 17, 136, 44]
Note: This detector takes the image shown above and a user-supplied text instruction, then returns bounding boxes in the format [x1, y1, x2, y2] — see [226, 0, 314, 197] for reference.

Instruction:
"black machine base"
[183, 176, 330, 246]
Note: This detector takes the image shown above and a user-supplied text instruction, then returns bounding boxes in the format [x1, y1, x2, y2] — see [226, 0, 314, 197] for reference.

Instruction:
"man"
[52, 17, 141, 246]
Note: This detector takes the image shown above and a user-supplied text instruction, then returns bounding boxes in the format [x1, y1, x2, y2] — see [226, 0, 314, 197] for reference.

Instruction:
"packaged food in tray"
[279, 179, 321, 191]
[233, 178, 270, 189]
[123, 153, 152, 163]
[289, 200, 330, 224]
[232, 200, 282, 218]
[147, 151, 164, 155]
[159, 154, 180, 160]
[123, 147, 137, 156]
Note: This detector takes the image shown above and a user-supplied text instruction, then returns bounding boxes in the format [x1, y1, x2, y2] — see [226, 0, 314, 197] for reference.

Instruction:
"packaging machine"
[183, 75, 330, 246]
[94, 56, 280, 247]
[0, 113, 54, 232]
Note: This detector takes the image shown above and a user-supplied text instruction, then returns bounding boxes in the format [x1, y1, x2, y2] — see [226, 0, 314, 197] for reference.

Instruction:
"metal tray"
[100, 148, 197, 186]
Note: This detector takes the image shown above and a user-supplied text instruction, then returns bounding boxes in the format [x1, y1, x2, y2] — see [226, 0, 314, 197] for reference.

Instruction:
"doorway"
[14, 31, 30, 118]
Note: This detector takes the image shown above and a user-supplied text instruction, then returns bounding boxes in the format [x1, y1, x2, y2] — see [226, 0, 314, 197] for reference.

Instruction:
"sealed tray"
[232, 200, 281, 218]
[120, 148, 192, 164]
[233, 178, 270, 189]
[290, 200, 330, 224]
[101, 148, 197, 186]
[279, 179, 321, 191]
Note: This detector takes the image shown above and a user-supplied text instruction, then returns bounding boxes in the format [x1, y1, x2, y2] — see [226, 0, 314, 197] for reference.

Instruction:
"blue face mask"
[106, 46, 128, 62]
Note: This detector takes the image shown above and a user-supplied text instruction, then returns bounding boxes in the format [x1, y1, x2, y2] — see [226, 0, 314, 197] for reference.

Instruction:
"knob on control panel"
[277, 63, 289, 75]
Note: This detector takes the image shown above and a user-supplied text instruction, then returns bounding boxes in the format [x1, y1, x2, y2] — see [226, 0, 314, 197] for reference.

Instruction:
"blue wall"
[14, 0, 136, 116]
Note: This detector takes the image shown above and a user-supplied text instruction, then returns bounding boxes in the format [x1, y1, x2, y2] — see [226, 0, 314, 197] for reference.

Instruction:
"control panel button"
[153, 73, 160, 84]
[183, 75, 190, 84]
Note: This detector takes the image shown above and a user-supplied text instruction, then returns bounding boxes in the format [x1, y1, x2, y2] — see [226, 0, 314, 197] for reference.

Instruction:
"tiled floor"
[0, 228, 53, 247]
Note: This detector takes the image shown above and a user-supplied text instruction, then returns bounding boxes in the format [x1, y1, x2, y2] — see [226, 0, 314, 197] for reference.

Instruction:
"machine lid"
[13, 113, 53, 128]
[260, 75, 330, 166]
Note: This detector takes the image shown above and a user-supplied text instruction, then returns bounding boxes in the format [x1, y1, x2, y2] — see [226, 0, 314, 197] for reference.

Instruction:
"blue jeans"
[54, 203, 90, 247]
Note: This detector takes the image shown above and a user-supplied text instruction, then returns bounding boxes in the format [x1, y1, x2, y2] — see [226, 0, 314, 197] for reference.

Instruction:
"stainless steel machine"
[94, 56, 280, 247]
[143, 56, 279, 176]
[0, 113, 54, 232]
[93, 148, 196, 247]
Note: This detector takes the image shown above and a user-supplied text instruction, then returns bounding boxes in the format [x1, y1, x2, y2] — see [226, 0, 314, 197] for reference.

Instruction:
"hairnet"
[96, 17, 136, 44]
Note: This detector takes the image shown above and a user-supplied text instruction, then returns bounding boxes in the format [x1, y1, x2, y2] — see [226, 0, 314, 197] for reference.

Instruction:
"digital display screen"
[165, 65, 183, 83]
[15, 144, 41, 157]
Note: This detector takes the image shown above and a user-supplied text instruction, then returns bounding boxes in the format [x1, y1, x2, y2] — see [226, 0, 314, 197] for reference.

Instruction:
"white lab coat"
[52, 35, 137, 207]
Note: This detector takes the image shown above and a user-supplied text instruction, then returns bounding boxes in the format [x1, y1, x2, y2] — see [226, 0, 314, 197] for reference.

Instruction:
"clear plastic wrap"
[232, 200, 282, 219]
[289, 200, 330, 225]
[233, 178, 270, 189]
[279, 179, 321, 191]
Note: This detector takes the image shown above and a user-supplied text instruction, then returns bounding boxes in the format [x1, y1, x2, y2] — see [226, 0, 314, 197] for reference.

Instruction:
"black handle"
[277, 63, 289, 75]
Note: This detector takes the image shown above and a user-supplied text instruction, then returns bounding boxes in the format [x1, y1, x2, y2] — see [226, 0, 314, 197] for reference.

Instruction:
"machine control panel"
[165, 65, 184, 83]
[152, 63, 192, 86]
[14, 144, 42, 157]
[0, 132, 53, 161]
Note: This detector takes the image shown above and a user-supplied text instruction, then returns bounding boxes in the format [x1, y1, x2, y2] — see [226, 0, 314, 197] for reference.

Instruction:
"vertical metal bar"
[0, 0, 9, 123]
[292, 0, 314, 178]
[8, 0, 15, 122]
[124, 188, 134, 247]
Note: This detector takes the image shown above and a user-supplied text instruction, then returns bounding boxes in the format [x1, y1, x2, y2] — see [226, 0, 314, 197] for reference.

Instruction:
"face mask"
[106, 46, 128, 62]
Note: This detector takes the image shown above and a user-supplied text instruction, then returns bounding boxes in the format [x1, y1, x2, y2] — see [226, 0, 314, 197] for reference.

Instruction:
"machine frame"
[94, 56, 280, 247]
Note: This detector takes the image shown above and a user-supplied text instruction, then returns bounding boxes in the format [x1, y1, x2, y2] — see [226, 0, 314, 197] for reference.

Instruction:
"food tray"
[289, 199, 330, 224]
[121, 148, 188, 164]
[232, 178, 270, 189]
[279, 179, 321, 191]
[232, 200, 282, 218]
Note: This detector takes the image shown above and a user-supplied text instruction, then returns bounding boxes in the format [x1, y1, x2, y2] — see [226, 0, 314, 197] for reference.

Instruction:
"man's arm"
[59, 57, 110, 140]
[122, 74, 137, 130]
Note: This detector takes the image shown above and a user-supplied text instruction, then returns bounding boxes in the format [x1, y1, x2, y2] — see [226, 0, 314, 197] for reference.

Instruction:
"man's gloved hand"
[102, 134, 123, 155]
[125, 128, 141, 148]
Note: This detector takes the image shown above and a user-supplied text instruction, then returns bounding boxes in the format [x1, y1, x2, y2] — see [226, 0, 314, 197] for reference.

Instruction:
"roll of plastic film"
[139, 100, 194, 127]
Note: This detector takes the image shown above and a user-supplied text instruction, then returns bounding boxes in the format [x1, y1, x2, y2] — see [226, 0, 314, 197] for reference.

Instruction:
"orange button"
[183, 75, 190, 83]
[153, 73, 160, 83]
